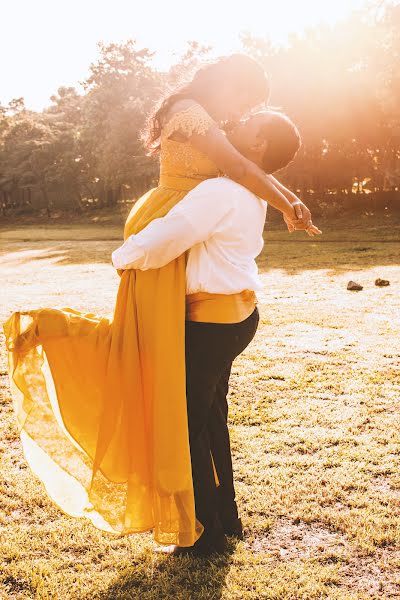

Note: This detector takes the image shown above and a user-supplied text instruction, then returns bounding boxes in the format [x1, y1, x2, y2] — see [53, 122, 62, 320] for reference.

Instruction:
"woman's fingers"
[286, 217, 305, 228]
[306, 224, 322, 236]
[283, 215, 296, 233]
[285, 220, 295, 232]
[293, 203, 303, 219]
[285, 218, 322, 236]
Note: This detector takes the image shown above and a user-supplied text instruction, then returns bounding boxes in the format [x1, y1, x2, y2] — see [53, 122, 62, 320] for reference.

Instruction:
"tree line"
[1, 1, 399, 218]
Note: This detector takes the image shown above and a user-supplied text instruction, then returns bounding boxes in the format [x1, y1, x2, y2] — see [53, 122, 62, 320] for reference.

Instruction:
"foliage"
[242, 1, 400, 197]
[0, 2, 399, 215]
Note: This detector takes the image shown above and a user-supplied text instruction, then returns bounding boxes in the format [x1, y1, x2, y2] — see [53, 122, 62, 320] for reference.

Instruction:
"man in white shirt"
[112, 110, 318, 556]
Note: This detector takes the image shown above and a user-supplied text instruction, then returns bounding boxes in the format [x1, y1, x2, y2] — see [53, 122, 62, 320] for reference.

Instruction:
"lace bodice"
[160, 103, 220, 181]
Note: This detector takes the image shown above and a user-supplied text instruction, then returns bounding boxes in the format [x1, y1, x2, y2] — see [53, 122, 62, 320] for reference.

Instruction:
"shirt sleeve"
[111, 180, 233, 271]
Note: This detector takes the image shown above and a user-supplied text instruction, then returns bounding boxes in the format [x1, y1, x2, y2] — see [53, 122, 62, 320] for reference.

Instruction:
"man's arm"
[112, 180, 232, 271]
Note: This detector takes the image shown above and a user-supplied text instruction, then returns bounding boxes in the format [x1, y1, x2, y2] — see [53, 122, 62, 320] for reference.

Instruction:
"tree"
[241, 1, 399, 200]
[78, 40, 162, 205]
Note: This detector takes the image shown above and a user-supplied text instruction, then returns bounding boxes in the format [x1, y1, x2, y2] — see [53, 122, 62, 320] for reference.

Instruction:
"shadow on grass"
[0, 244, 116, 267]
[92, 542, 237, 600]
[257, 241, 400, 274]
[1, 239, 399, 274]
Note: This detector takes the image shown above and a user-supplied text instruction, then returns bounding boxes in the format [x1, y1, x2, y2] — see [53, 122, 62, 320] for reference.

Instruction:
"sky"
[1, 0, 369, 111]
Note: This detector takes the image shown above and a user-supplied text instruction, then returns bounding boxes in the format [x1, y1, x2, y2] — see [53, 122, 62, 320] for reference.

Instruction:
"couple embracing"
[3, 54, 320, 558]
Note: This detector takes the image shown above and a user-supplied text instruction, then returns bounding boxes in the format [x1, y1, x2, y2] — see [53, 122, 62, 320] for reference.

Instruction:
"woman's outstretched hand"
[283, 207, 322, 237]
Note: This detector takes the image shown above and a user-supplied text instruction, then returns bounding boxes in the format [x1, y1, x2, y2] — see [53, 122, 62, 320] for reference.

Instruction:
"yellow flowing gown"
[2, 103, 219, 546]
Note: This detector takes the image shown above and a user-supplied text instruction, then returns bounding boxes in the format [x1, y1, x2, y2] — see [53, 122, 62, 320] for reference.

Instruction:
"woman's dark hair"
[259, 111, 302, 174]
[143, 54, 269, 154]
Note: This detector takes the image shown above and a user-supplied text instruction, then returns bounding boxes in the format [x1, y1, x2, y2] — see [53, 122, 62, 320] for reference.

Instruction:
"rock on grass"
[347, 281, 363, 291]
[375, 278, 390, 287]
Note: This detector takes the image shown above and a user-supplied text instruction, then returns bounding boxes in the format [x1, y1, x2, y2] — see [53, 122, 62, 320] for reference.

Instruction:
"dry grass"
[0, 215, 399, 599]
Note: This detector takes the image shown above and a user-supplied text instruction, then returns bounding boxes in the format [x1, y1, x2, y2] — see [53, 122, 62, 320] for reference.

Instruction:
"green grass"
[0, 216, 399, 599]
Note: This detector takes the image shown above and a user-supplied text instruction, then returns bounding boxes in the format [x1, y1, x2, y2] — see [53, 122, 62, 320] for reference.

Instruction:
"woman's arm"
[269, 174, 310, 222]
[269, 173, 319, 235]
[163, 100, 300, 221]
[190, 128, 322, 234]
[188, 126, 299, 220]
[191, 130, 321, 235]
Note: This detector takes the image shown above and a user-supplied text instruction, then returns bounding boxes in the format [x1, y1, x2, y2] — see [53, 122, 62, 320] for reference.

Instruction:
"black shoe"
[153, 544, 193, 556]
[221, 517, 243, 539]
[191, 530, 228, 556]
[154, 536, 228, 558]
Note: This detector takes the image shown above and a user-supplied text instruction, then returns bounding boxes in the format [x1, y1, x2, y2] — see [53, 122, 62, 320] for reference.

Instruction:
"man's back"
[184, 177, 267, 294]
[112, 176, 267, 295]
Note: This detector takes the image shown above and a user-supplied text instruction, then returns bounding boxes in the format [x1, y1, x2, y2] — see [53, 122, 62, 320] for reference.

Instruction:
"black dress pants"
[185, 307, 260, 545]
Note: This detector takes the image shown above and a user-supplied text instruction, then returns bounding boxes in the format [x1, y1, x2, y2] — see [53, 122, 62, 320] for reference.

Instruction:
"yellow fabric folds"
[3, 181, 205, 546]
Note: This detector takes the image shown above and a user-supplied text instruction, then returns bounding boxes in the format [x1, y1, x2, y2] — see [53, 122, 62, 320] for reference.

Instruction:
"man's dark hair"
[258, 111, 301, 174]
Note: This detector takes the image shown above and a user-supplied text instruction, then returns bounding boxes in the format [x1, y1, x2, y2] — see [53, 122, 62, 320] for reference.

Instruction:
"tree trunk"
[74, 192, 85, 212]
[41, 187, 52, 217]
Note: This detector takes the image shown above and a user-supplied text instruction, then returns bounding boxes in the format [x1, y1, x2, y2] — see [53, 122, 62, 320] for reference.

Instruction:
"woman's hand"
[290, 200, 311, 223]
[283, 200, 310, 232]
[268, 177, 312, 228]
[283, 214, 322, 236]
[282, 199, 321, 237]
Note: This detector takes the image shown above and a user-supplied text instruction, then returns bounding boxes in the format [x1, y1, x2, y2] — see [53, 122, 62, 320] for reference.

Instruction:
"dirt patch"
[245, 517, 350, 560]
[337, 548, 400, 599]
[370, 477, 400, 501]
[246, 518, 400, 598]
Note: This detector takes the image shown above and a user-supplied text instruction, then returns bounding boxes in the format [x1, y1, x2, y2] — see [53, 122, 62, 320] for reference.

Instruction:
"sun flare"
[2, 0, 368, 110]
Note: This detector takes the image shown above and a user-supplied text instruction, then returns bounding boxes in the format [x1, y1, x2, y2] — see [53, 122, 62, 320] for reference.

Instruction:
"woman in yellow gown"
[3, 54, 307, 548]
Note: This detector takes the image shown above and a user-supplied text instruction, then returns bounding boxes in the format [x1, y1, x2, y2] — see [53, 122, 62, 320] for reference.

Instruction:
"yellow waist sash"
[186, 290, 257, 324]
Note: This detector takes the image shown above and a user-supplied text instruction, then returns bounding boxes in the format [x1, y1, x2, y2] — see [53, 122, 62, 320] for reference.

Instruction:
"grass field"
[0, 213, 399, 599]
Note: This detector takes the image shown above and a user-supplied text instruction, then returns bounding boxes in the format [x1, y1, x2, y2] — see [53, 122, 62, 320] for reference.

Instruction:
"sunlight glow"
[1, 0, 368, 110]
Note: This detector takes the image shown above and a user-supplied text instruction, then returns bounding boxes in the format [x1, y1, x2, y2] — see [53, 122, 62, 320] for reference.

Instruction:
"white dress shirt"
[112, 177, 267, 295]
